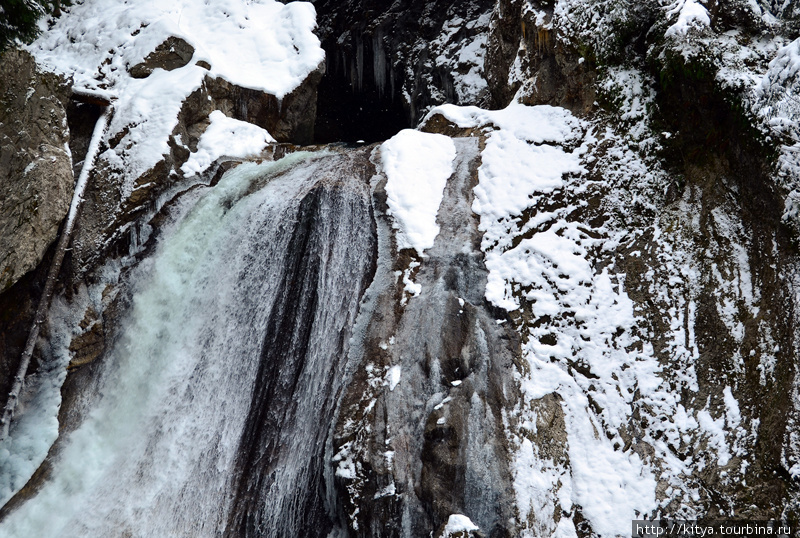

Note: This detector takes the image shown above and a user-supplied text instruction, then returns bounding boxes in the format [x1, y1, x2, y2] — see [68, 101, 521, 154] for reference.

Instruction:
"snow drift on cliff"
[381, 130, 456, 256]
[27, 0, 324, 191]
[424, 97, 759, 536]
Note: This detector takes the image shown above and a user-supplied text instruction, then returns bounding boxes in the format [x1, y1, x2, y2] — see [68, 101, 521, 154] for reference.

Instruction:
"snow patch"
[665, 0, 711, 37]
[427, 102, 583, 145]
[381, 130, 456, 256]
[443, 514, 479, 536]
[724, 387, 742, 428]
[386, 365, 402, 391]
[181, 111, 275, 176]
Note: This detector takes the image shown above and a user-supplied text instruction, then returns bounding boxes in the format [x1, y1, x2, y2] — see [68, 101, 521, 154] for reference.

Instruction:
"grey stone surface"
[0, 48, 72, 292]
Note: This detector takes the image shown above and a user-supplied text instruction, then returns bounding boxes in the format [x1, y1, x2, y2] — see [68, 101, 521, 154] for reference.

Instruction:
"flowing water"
[0, 150, 377, 537]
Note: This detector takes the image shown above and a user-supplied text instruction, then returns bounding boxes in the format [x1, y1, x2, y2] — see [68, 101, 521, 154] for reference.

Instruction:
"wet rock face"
[484, 0, 598, 112]
[0, 47, 72, 479]
[185, 67, 326, 146]
[332, 138, 518, 537]
[0, 46, 73, 423]
[0, 48, 72, 293]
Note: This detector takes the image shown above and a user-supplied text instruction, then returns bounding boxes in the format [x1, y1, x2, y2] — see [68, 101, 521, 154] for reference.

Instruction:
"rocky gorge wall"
[0, 48, 73, 420]
[1, 0, 800, 536]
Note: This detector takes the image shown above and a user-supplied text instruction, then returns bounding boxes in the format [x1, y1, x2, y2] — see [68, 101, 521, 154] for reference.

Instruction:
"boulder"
[128, 36, 195, 78]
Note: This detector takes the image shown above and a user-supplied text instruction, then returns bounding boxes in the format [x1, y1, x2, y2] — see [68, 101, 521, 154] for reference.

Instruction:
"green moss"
[657, 50, 715, 90]
[650, 44, 777, 176]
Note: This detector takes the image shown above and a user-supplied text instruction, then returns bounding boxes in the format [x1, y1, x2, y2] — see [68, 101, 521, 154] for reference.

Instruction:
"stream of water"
[0, 151, 377, 537]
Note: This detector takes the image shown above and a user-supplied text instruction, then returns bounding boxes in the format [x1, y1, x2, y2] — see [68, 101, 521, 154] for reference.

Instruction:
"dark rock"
[419, 113, 483, 138]
[65, 100, 103, 177]
[311, 0, 494, 142]
[484, 0, 597, 113]
[128, 36, 195, 78]
[200, 64, 325, 144]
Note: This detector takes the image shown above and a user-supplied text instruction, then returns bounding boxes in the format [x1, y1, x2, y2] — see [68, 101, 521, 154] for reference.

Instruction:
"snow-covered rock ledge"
[26, 0, 325, 272]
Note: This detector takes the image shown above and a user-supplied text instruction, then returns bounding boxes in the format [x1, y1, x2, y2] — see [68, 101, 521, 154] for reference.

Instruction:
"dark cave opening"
[313, 37, 411, 145]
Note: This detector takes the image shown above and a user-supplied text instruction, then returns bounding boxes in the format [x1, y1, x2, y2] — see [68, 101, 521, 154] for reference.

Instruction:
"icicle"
[373, 29, 387, 97]
[356, 38, 364, 92]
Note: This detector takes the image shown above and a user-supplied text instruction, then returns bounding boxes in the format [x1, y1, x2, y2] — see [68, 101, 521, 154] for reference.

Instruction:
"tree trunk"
[0, 105, 112, 441]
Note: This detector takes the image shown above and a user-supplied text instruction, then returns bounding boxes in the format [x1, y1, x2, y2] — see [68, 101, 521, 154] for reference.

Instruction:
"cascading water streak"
[0, 150, 377, 537]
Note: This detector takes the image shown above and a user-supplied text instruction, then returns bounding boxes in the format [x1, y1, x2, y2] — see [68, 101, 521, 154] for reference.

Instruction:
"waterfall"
[0, 150, 377, 537]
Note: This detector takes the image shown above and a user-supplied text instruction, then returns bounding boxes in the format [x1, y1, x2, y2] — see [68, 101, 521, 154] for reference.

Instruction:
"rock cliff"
[1, 0, 800, 536]
[0, 49, 72, 293]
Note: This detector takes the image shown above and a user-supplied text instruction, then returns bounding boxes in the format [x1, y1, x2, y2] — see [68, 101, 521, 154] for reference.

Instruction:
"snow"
[28, 0, 323, 194]
[65, 109, 112, 232]
[553, 518, 579, 538]
[497, 146, 729, 529]
[430, 12, 491, 105]
[400, 261, 422, 301]
[386, 365, 402, 391]
[599, 68, 657, 142]
[30, 0, 322, 98]
[438, 101, 679, 535]
[754, 39, 800, 222]
[435, 105, 586, 311]
[443, 514, 479, 535]
[427, 102, 582, 145]
[724, 387, 742, 428]
[373, 482, 396, 499]
[760, 38, 800, 102]
[665, 0, 711, 37]
[181, 111, 275, 176]
[697, 406, 732, 466]
[381, 130, 456, 256]
[434, 396, 452, 411]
